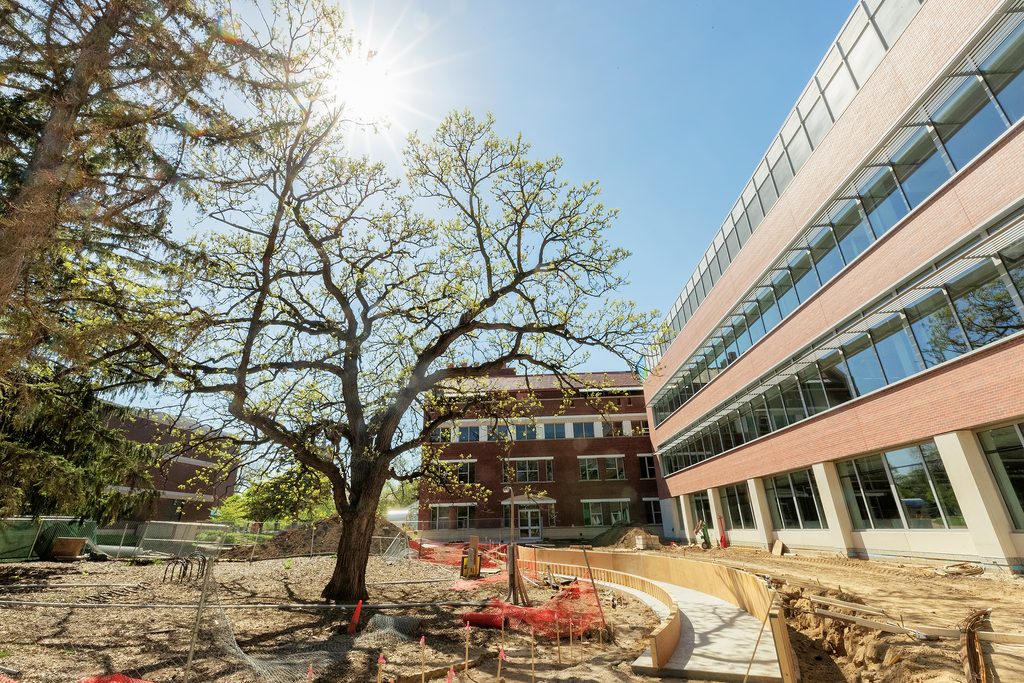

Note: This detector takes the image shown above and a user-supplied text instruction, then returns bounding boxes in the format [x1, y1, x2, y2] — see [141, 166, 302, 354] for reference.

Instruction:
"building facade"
[645, 0, 1024, 571]
[417, 368, 660, 543]
[116, 411, 238, 522]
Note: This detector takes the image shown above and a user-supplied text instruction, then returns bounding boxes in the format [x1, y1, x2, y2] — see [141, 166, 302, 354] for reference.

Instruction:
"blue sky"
[338, 0, 855, 371]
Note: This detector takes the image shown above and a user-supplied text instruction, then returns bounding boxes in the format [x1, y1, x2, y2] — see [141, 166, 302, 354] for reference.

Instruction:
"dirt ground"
[0, 556, 660, 683]
[659, 543, 1024, 683]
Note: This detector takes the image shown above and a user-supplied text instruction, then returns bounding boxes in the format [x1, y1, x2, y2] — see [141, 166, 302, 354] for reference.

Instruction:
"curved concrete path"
[629, 577, 782, 682]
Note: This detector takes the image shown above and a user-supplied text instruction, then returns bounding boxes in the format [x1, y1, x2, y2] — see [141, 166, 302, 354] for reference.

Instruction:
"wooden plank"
[807, 595, 892, 617]
[813, 609, 908, 634]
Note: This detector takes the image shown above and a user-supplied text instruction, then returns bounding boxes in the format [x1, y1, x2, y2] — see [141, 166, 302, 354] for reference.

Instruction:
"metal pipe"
[0, 599, 488, 610]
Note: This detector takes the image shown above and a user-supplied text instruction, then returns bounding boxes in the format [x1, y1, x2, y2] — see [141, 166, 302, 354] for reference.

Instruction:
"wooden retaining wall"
[518, 547, 799, 681]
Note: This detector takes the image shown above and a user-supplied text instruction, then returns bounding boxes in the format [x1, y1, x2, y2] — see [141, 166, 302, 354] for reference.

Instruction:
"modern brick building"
[645, 0, 1024, 571]
[417, 367, 661, 543]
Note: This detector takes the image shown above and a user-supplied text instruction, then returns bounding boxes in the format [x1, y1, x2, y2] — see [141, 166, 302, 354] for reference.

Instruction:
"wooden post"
[464, 622, 470, 675]
[555, 619, 561, 664]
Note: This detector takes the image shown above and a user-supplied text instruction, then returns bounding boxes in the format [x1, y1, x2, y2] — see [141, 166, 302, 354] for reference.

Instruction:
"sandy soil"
[659, 544, 1024, 683]
[0, 556, 660, 683]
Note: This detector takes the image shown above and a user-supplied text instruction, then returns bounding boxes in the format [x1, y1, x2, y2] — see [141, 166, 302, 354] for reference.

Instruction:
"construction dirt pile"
[221, 516, 406, 561]
[779, 586, 963, 683]
[590, 525, 662, 550]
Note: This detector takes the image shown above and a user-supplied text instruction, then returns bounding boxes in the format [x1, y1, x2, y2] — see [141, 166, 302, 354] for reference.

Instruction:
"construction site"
[0, 518, 1022, 683]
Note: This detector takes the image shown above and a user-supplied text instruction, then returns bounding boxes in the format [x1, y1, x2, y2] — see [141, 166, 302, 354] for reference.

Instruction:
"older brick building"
[645, 0, 1024, 571]
[114, 411, 237, 522]
[417, 367, 660, 542]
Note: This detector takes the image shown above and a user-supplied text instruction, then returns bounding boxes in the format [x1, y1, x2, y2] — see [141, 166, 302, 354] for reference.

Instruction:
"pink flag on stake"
[378, 653, 386, 665]
[420, 634, 426, 647]
[446, 667, 455, 683]
[499, 647, 507, 661]
[307, 663, 314, 681]
[465, 621, 470, 631]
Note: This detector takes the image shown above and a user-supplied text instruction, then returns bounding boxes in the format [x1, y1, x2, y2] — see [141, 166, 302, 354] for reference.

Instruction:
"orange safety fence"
[409, 540, 506, 569]
[469, 580, 604, 640]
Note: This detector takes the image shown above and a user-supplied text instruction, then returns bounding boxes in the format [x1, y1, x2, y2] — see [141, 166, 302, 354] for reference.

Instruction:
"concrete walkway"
[630, 578, 783, 682]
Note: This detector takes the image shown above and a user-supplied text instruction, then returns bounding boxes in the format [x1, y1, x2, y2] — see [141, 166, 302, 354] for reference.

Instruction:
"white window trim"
[506, 456, 555, 461]
[576, 454, 624, 459]
[427, 502, 477, 508]
[642, 497, 660, 502]
[580, 498, 632, 504]
[440, 458, 478, 464]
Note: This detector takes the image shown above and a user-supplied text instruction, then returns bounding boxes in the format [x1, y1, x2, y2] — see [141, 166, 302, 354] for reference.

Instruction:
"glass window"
[771, 154, 795, 195]
[721, 483, 756, 530]
[802, 94, 833, 147]
[691, 491, 713, 525]
[458, 426, 479, 442]
[430, 426, 451, 443]
[824, 64, 857, 116]
[734, 207, 752, 244]
[605, 457, 625, 480]
[818, 351, 855, 408]
[572, 422, 595, 439]
[751, 397, 773, 438]
[579, 458, 600, 481]
[770, 474, 801, 528]
[945, 260, 1024, 349]
[758, 176, 778, 215]
[978, 424, 1024, 529]
[871, 314, 924, 383]
[609, 500, 630, 524]
[756, 287, 782, 332]
[789, 250, 820, 303]
[873, 0, 919, 46]
[859, 166, 907, 235]
[1000, 241, 1024, 300]
[797, 364, 829, 416]
[515, 424, 537, 440]
[514, 460, 542, 482]
[772, 269, 800, 318]
[582, 502, 604, 526]
[885, 446, 945, 528]
[905, 289, 969, 367]
[808, 225, 845, 283]
[779, 377, 807, 425]
[543, 423, 565, 440]
[981, 20, 1024, 122]
[725, 226, 740, 263]
[846, 24, 885, 85]
[644, 499, 663, 525]
[791, 468, 827, 529]
[456, 462, 475, 484]
[920, 442, 966, 528]
[839, 455, 904, 529]
[931, 77, 1007, 170]
[634, 420, 650, 436]
[744, 301, 767, 343]
[639, 455, 656, 479]
[832, 199, 876, 263]
[890, 127, 951, 208]
[456, 506, 473, 529]
[764, 386, 789, 431]
[786, 123, 813, 170]
[843, 333, 886, 396]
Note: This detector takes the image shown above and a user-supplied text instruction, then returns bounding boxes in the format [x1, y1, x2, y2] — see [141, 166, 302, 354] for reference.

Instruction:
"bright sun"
[330, 52, 403, 125]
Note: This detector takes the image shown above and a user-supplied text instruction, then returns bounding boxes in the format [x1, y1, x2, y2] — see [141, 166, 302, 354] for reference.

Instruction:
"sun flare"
[330, 52, 403, 124]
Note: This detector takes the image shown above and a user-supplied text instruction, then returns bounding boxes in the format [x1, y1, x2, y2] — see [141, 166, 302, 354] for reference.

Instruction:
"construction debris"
[935, 562, 984, 577]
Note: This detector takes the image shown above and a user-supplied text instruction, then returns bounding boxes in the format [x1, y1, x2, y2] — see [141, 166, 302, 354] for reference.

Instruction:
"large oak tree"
[151, 2, 656, 602]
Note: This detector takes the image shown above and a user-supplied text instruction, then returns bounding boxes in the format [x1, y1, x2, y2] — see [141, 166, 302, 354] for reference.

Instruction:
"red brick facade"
[417, 370, 660, 541]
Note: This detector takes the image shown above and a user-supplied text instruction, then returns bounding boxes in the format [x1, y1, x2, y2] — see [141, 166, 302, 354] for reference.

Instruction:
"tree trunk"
[321, 509, 378, 602]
